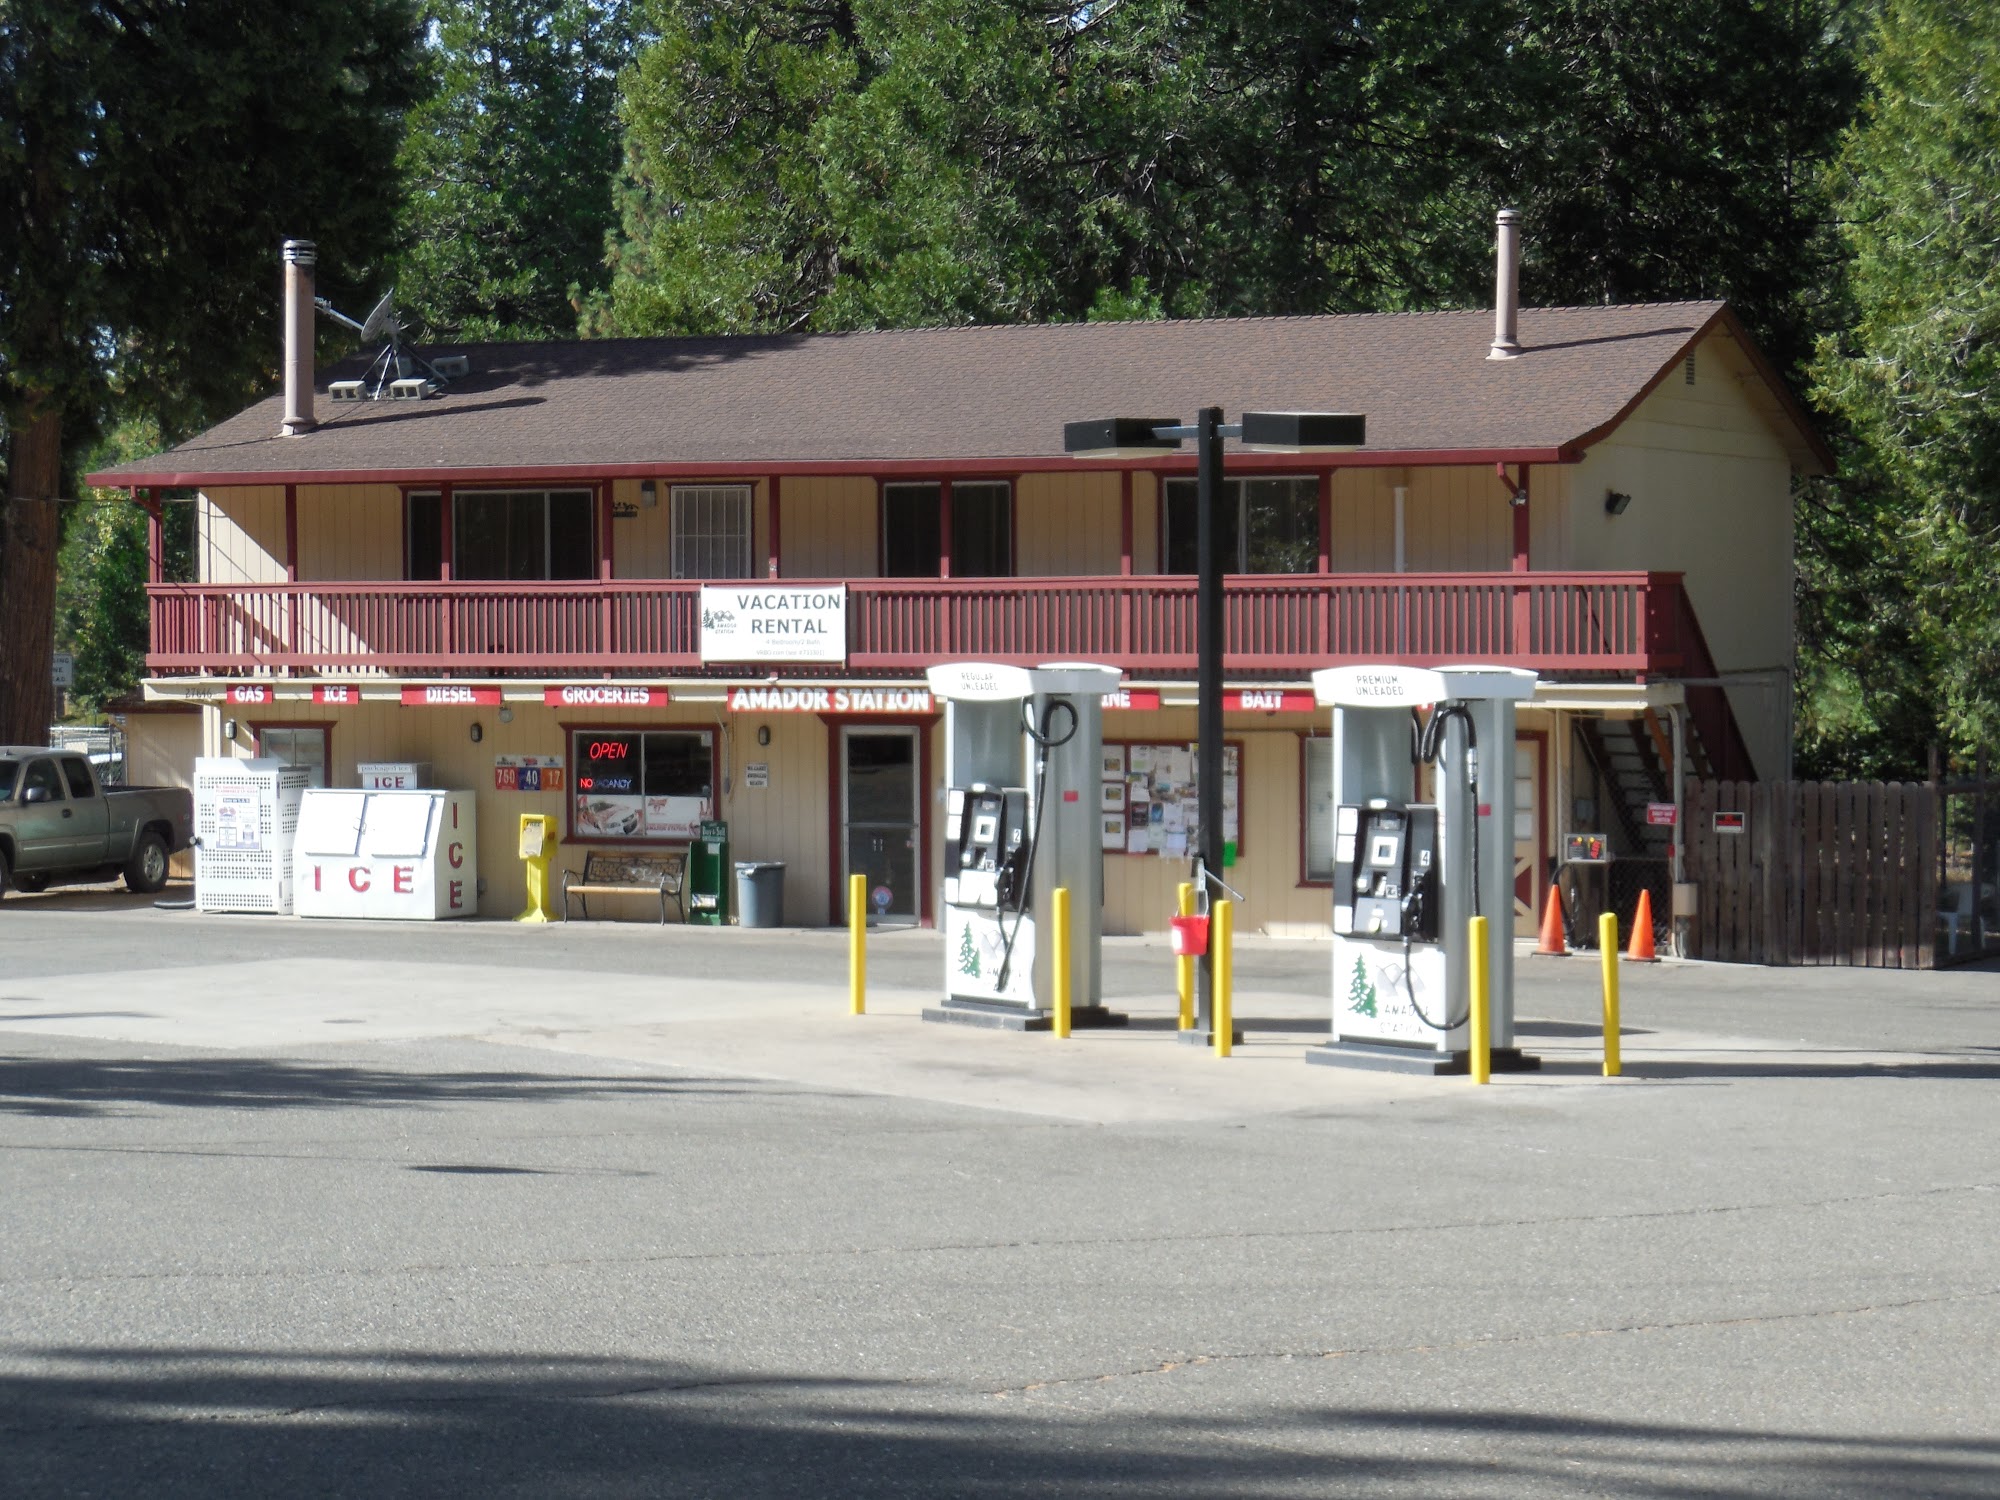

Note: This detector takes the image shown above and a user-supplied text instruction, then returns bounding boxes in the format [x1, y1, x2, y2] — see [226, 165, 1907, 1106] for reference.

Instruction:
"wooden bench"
[561, 850, 686, 924]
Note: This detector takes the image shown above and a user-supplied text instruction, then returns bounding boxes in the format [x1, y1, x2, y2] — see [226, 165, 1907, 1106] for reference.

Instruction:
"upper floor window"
[671, 485, 753, 579]
[1163, 476, 1318, 574]
[882, 481, 1012, 577]
[406, 489, 594, 581]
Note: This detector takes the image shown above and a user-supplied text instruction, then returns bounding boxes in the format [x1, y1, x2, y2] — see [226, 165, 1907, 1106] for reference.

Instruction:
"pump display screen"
[1369, 834, 1400, 865]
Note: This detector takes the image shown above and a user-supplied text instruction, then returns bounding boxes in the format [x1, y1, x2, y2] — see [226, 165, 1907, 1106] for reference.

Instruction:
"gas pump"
[925, 662, 1127, 1030]
[1306, 665, 1542, 1075]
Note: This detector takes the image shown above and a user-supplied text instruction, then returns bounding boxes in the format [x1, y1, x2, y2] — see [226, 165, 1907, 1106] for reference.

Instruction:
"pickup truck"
[0, 746, 194, 899]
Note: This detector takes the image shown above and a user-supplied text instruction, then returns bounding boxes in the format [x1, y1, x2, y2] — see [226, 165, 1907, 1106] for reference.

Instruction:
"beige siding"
[1014, 471, 1122, 575]
[294, 484, 403, 580]
[779, 476, 878, 579]
[1566, 330, 1795, 776]
[126, 711, 203, 879]
[1130, 472, 1160, 573]
[1328, 468, 1396, 573]
[1402, 465, 1512, 572]
[199, 486, 286, 585]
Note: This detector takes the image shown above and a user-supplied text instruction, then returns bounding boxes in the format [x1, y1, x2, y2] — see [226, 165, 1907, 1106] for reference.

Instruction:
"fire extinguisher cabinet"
[687, 819, 731, 925]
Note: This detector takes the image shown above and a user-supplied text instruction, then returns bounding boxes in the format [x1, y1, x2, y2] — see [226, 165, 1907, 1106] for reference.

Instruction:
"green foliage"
[2, 0, 420, 739]
[56, 420, 194, 714]
[394, 1, 638, 341]
[1808, 0, 2000, 761]
[1499, 1, 1860, 378]
[0, 1, 426, 440]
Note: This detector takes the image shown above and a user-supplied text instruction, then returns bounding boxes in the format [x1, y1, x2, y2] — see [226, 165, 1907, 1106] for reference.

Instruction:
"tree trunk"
[0, 400, 63, 744]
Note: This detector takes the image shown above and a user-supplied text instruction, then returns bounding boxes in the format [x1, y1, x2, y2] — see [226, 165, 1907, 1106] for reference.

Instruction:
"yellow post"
[515, 814, 557, 923]
[1468, 914, 1491, 1084]
[849, 872, 867, 1016]
[1213, 898, 1234, 1058]
[1175, 881, 1196, 1030]
[1599, 911, 1622, 1076]
[1052, 886, 1072, 1039]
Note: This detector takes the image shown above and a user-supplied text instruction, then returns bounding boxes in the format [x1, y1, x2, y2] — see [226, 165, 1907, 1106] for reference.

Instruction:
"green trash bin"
[687, 819, 731, 925]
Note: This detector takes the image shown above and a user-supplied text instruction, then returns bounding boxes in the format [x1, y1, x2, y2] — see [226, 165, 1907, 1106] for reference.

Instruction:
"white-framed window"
[1303, 735, 1334, 882]
[671, 485, 753, 579]
[1163, 475, 1319, 574]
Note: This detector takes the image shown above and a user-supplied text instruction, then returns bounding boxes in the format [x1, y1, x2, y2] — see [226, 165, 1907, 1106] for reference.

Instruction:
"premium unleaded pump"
[1306, 665, 1541, 1075]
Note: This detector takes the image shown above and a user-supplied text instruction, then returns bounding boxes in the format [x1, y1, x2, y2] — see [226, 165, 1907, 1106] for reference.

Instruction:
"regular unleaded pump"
[1307, 665, 1541, 1075]
[925, 662, 1125, 1030]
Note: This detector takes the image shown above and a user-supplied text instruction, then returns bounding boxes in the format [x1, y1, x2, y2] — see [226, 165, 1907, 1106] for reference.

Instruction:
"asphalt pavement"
[1, 886, 1996, 1497]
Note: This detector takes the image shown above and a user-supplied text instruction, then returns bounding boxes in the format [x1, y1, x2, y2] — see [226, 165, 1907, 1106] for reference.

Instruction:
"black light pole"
[1192, 406, 1226, 1035]
[1064, 409, 1365, 1042]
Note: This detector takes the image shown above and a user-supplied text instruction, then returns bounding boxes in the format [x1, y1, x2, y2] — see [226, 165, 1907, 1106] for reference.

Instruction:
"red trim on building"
[94, 447, 1577, 491]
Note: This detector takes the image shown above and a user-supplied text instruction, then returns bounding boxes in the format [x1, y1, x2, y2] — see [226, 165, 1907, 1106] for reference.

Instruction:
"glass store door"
[842, 727, 920, 925]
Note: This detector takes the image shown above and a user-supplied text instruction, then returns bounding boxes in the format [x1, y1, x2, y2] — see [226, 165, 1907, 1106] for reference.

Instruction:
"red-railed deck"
[149, 571, 1693, 678]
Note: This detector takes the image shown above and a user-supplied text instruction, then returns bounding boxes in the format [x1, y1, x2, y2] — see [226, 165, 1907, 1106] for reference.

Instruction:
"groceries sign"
[701, 585, 846, 663]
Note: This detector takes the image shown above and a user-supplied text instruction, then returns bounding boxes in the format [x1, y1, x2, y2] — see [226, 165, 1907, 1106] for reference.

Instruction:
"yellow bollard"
[1599, 911, 1622, 1076]
[516, 814, 557, 922]
[1213, 898, 1234, 1058]
[1469, 914, 1491, 1084]
[1175, 881, 1196, 1030]
[849, 873, 867, 1016]
[1052, 886, 1072, 1039]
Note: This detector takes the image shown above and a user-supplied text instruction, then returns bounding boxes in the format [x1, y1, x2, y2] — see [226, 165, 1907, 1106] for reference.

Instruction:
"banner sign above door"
[701, 585, 847, 663]
[725, 686, 932, 714]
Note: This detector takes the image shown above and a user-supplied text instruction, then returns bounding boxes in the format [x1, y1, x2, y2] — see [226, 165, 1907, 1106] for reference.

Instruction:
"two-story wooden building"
[91, 242, 1828, 937]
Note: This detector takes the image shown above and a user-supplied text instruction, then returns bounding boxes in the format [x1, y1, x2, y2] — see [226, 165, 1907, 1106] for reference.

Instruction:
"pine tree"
[1346, 955, 1377, 1019]
[957, 923, 981, 979]
[0, 1, 421, 743]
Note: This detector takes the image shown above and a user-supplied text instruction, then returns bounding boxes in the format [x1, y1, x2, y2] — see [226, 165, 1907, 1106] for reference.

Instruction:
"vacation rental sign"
[700, 585, 846, 663]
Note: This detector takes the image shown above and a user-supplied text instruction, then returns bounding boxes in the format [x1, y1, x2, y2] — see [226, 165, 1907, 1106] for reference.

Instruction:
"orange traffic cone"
[1534, 883, 1568, 956]
[1623, 889, 1660, 963]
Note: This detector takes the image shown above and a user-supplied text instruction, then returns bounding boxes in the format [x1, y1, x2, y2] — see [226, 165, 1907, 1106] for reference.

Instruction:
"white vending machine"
[194, 757, 312, 914]
[293, 788, 478, 920]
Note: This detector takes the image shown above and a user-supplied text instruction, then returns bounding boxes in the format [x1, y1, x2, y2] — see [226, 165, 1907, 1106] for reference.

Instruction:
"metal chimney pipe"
[282, 239, 317, 434]
[1488, 209, 1521, 361]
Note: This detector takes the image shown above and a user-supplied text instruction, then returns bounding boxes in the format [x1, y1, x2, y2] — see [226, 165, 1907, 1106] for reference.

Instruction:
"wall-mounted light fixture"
[469, 721, 484, 743]
[1604, 490, 1633, 516]
[757, 725, 771, 747]
[222, 718, 238, 742]
[498, 706, 513, 724]
[640, 479, 659, 509]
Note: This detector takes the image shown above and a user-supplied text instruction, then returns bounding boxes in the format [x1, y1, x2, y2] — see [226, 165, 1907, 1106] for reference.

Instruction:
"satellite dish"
[357, 289, 398, 343]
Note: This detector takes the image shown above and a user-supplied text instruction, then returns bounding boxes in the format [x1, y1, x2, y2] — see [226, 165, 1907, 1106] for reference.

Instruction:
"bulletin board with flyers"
[1097, 740, 1243, 857]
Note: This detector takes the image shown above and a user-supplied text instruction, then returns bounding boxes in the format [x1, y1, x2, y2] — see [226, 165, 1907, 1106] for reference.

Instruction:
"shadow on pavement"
[0, 1055, 788, 1117]
[1, 1347, 1994, 1498]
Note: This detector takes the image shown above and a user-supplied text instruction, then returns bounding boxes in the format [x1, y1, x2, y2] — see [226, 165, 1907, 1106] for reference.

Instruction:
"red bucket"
[1168, 914, 1210, 957]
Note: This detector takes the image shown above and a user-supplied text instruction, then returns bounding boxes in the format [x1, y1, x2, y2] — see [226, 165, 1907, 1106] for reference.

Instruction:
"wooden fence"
[1686, 780, 1937, 968]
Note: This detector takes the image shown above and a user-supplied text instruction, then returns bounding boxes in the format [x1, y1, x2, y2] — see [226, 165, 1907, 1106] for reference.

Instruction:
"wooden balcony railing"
[146, 571, 1694, 679]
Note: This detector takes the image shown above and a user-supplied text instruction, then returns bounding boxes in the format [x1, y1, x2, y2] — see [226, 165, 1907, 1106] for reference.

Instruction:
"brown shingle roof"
[88, 302, 1829, 485]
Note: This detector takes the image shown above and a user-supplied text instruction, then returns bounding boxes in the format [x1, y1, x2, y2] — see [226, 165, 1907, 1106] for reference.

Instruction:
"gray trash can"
[734, 861, 786, 928]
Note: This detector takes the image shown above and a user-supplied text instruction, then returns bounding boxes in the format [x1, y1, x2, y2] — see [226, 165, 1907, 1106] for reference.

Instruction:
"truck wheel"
[124, 830, 170, 894]
[11, 872, 48, 893]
